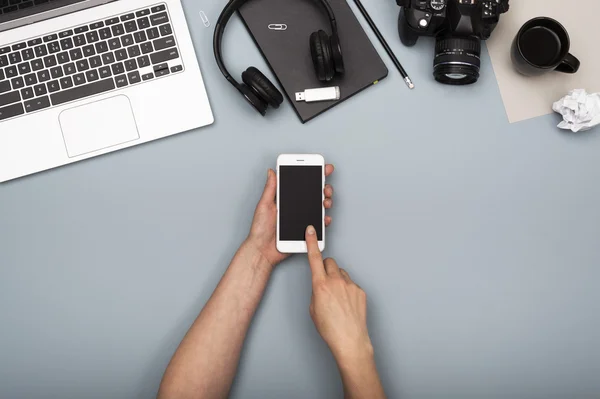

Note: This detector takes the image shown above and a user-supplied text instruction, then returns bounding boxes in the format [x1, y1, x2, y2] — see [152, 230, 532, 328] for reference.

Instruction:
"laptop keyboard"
[0, 3, 183, 122]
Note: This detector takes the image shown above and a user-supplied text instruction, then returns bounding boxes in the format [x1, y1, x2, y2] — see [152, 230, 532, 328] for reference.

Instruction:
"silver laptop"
[0, 0, 214, 183]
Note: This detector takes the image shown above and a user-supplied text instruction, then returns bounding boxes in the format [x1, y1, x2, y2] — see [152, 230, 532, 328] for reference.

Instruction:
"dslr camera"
[397, 0, 509, 85]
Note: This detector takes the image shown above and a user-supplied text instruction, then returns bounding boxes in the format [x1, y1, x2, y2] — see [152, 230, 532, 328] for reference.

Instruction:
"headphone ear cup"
[330, 33, 345, 75]
[310, 30, 335, 82]
[241, 67, 284, 109]
[238, 84, 268, 116]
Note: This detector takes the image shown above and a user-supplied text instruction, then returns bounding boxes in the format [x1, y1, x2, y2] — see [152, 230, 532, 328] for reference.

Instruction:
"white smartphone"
[276, 154, 326, 253]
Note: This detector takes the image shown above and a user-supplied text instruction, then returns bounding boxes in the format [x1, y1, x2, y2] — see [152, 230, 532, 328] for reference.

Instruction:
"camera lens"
[433, 36, 481, 85]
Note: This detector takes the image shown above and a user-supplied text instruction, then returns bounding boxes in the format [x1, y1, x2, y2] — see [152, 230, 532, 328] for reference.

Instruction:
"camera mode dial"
[429, 0, 445, 11]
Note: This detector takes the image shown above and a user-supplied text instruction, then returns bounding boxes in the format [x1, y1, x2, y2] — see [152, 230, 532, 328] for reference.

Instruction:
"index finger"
[305, 225, 326, 281]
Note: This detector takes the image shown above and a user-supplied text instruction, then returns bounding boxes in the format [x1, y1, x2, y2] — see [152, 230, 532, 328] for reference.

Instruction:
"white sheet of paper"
[487, 0, 600, 123]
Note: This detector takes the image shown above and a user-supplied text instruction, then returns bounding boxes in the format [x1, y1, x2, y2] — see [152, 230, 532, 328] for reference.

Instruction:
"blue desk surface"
[2, 1, 599, 398]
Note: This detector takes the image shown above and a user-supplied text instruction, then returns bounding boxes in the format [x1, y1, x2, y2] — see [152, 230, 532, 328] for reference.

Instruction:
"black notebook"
[238, 0, 388, 123]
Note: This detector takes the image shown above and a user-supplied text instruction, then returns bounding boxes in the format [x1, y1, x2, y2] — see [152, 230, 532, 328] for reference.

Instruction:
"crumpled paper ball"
[552, 89, 600, 132]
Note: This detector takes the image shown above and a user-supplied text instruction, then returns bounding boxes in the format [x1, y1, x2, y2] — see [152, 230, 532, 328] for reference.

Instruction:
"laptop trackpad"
[59, 95, 140, 158]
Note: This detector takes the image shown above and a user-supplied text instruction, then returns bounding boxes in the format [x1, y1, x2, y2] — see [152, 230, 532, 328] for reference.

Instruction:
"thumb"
[259, 169, 277, 205]
[306, 226, 326, 281]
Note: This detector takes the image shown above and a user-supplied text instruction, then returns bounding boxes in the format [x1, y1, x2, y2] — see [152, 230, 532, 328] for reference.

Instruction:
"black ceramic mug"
[511, 17, 580, 76]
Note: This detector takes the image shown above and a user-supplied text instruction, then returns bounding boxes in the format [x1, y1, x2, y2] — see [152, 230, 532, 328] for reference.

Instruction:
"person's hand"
[245, 165, 335, 269]
[305, 225, 374, 363]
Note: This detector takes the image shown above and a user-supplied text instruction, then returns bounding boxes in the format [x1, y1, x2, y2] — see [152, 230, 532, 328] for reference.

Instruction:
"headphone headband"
[213, 0, 339, 90]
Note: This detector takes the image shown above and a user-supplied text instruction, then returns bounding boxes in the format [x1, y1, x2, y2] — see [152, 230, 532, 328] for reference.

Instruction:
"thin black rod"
[352, 0, 414, 89]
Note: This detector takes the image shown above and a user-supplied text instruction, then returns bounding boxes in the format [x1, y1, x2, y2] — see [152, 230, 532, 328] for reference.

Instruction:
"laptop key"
[74, 34, 86, 47]
[105, 17, 119, 25]
[63, 62, 76, 75]
[150, 47, 178, 64]
[127, 45, 140, 58]
[95, 41, 108, 54]
[99, 27, 112, 40]
[22, 48, 35, 60]
[133, 31, 147, 44]
[0, 47, 11, 54]
[76, 59, 89, 71]
[34, 83, 47, 96]
[18, 62, 31, 74]
[30, 59, 43, 71]
[69, 48, 83, 60]
[170, 65, 182, 73]
[120, 13, 135, 21]
[111, 24, 125, 36]
[89, 55, 102, 68]
[0, 55, 8, 67]
[0, 81, 11, 94]
[26, 39, 41, 47]
[127, 70, 140, 84]
[102, 52, 115, 65]
[82, 45, 95, 57]
[151, 4, 165, 13]
[74, 26, 89, 34]
[9, 52, 22, 64]
[111, 62, 124, 75]
[90, 22, 104, 30]
[85, 31, 99, 43]
[108, 38, 121, 50]
[48, 41, 61, 53]
[21, 87, 34, 99]
[98, 66, 112, 78]
[60, 37, 74, 50]
[124, 20, 137, 33]
[137, 55, 150, 68]
[135, 9, 150, 17]
[47, 80, 60, 92]
[124, 58, 137, 71]
[159, 24, 172, 36]
[60, 76, 73, 89]
[11, 77, 24, 89]
[43, 34, 57, 43]
[141, 72, 153, 81]
[50, 66, 63, 79]
[85, 69, 99, 82]
[37, 69, 50, 82]
[153, 36, 176, 52]
[146, 27, 159, 40]
[121, 34, 133, 47]
[0, 69, 4, 80]
[34, 44, 47, 57]
[59, 29, 73, 38]
[24, 73, 37, 86]
[73, 73, 86, 86]
[0, 90, 20, 107]
[51, 78, 115, 105]
[6, 66, 18, 78]
[57, 52, 70, 64]
[150, 12, 169, 26]
[137, 17, 150, 29]
[0, 103, 24, 121]
[11, 42, 26, 51]
[43, 55, 57, 68]
[19, 2, 34, 8]
[24, 95, 50, 112]
[115, 74, 128, 88]
[115, 49, 127, 61]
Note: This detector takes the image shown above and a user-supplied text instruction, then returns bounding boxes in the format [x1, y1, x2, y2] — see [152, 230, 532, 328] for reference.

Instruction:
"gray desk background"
[1, 0, 599, 398]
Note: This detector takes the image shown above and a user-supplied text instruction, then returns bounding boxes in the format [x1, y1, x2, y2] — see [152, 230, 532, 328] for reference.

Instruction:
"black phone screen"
[279, 166, 323, 241]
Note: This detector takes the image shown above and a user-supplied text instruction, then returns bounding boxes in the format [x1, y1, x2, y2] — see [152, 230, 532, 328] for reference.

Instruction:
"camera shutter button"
[419, 18, 429, 27]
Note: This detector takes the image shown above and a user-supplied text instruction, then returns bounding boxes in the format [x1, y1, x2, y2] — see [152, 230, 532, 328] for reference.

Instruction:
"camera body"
[397, 0, 509, 84]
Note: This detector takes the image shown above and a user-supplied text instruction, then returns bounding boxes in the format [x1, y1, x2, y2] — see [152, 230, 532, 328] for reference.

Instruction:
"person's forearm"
[158, 241, 273, 399]
[336, 344, 386, 399]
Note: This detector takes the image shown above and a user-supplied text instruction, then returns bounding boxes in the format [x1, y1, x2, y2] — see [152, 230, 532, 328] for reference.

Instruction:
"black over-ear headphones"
[213, 0, 345, 116]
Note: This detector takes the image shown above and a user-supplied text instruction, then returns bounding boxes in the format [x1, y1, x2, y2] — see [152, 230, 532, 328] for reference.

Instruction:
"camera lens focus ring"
[433, 36, 481, 85]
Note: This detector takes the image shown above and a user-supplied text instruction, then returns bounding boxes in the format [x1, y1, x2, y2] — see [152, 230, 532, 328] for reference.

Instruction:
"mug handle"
[555, 53, 581, 74]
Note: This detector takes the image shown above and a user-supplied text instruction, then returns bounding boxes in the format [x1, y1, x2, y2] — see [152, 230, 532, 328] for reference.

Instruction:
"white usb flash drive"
[295, 87, 341, 103]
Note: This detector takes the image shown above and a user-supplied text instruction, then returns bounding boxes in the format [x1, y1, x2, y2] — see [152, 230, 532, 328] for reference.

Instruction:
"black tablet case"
[238, 0, 388, 123]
